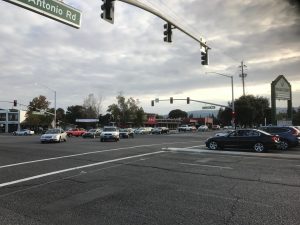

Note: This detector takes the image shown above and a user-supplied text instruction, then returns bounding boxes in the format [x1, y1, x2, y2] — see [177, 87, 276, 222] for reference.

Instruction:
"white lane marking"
[179, 163, 233, 170]
[0, 141, 199, 169]
[0, 156, 158, 198]
[0, 151, 165, 188]
[185, 145, 206, 149]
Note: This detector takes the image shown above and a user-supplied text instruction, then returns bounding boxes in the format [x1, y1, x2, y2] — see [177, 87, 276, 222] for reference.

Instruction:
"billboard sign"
[3, 0, 82, 29]
[274, 77, 291, 100]
[271, 75, 292, 124]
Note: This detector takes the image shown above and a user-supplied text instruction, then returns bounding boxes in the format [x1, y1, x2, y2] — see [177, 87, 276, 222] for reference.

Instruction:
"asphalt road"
[0, 132, 300, 225]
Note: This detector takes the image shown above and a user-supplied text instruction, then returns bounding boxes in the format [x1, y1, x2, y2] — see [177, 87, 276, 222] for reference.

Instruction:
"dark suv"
[259, 126, 299, 150]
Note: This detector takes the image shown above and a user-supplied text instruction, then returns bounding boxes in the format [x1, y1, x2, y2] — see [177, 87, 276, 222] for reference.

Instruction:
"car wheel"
[100, 138, 104, 142]
[253, 143, 265, 152]
[208, 141, 218, 150]
[24, 133, 28, 136]
[279, 140, 288, 150]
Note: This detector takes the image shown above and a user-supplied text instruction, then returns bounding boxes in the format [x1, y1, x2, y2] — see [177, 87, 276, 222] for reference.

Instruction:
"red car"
[66, 128, 86, 137]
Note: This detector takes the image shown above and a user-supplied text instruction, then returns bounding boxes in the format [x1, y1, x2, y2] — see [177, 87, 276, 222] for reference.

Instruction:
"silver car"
[13, 129, 35, 136]
[40, 128, 67, 143]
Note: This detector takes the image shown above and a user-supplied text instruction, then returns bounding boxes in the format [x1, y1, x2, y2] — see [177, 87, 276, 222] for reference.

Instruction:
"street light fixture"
[35, 83, 57, 128]
[206, 72, 235, 126]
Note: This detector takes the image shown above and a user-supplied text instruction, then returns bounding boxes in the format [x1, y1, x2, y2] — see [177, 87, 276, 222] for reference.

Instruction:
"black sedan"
[151, 127, 169, 134]
[82, 129, 102, 138]
[205, 129, 280, 152]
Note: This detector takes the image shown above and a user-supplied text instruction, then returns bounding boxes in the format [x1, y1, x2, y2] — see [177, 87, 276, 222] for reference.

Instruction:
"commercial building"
[144, 114, 213, 129]
[0, 109, 26, 133]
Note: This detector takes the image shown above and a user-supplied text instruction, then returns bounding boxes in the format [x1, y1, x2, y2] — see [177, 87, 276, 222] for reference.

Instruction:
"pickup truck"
[66, 128, 86, 137]
[178, 125, 196, 132]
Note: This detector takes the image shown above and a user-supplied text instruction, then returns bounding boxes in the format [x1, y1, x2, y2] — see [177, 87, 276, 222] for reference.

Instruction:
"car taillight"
[272, 136, 279, 142]
[291, 128, 300, 137]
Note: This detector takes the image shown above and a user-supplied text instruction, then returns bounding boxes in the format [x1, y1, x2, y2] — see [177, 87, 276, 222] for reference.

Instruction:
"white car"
[100, 126, 120, 142]
[40, 128, 67, 143]
[135, 127, 152, 134]
[214, 129, 235, 137]
[198, 125, 209, 132]
[13, 129, 34, 136]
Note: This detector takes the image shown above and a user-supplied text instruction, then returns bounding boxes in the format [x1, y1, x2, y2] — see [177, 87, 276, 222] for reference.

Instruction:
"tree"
[217, 107, 232, 126]
[83, 93, 103, 118]
[55, 108, 65, 125]
[168, 109, 187, 119]
[235, 95, 270, 127]
[25, 95, 53, 128]
[65, 105, 86, 125]
[292, 107, 300, 125]
[99, 113, 112, 126]
[107, 94, 145, 127]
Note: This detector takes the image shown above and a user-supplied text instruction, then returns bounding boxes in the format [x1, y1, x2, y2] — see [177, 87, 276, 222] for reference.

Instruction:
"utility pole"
[239, 61, 247, 96]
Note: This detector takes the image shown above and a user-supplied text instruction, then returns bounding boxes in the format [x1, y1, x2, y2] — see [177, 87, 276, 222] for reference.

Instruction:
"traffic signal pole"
[151, 98, 231, 109]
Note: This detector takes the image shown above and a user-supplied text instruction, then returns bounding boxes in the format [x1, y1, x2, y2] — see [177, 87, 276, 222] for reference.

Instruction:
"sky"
[0, 0, 300, 115]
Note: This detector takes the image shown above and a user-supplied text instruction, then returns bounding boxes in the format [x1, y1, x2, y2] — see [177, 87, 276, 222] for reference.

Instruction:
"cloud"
[0, 0, 299, 115]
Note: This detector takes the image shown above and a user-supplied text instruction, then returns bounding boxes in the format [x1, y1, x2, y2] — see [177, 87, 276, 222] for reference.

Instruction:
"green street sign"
[202, 106, 216, 109]
[3, 0, 82, 29]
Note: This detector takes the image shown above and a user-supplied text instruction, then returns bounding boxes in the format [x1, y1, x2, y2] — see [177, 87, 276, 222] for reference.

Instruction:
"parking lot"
[0, 133, 300, 225]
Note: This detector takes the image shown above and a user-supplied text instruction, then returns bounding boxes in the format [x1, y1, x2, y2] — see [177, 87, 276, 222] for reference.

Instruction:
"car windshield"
[45, 129, 60, 134]
[88, 129, 96, 132]
[104, 127, 117, 132]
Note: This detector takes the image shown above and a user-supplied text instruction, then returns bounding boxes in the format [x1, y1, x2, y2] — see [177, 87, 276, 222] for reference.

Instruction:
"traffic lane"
[0, 136, 206, 191]
[0, 134, 205, 167]
[1, 150, 300, 225]
[0, 146, 166, 188]
[1, 134, 299, 187]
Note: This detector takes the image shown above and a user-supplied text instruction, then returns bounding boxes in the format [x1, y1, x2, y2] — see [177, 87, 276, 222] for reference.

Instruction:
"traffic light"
[232, 111, 236, 118]
[187, 97, 190, 104]
[13, 100, 17, 107]
[100, 0, 115, 24]
[201, 49, 208, 65]
[170, 97, 173, 104]
[163, 22, 172, 43]
[151, 100, 154, 107]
